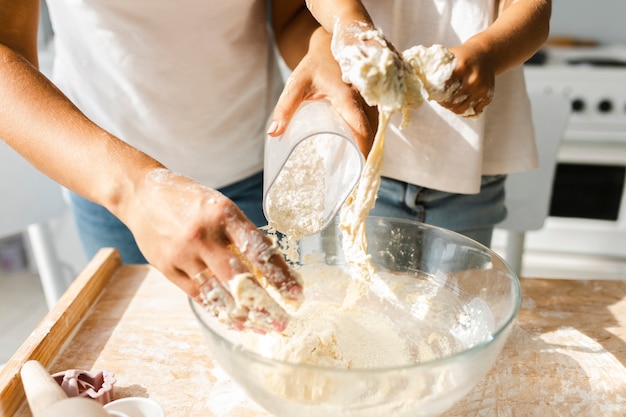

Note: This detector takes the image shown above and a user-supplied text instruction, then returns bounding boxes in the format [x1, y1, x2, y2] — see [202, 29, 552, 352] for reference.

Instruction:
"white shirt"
[46, 0, 279, 189]
[363, 0, 539, 194]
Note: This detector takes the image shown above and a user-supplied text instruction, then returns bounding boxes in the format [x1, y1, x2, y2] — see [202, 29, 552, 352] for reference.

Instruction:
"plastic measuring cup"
[263, 100, 364, 237]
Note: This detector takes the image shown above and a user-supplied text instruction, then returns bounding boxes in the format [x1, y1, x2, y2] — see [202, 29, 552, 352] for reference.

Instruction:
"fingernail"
[273, 320, 287, 333]
[287, 285, 303, 301]
[267, 120, 279, 135]
[279, 276, 304, 304]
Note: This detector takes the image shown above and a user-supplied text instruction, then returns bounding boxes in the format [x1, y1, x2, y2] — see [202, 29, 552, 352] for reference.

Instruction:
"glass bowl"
[190, 216, 520, 417]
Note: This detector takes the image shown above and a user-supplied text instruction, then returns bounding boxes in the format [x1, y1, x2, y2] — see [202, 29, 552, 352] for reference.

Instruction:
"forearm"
[305, 0, 372, 34]
[464, 0, 551, 75]
[0, 45, 162, 218]
[272, 0, 374, 70]
[273, 5, 317, 70]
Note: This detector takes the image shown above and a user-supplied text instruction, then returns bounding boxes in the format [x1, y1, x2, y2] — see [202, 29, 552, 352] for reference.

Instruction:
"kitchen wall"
[551, 0, 626, 44]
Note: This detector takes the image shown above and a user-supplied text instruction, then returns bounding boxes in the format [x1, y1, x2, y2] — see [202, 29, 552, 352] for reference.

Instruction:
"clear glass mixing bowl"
[190, 216, 520, 417]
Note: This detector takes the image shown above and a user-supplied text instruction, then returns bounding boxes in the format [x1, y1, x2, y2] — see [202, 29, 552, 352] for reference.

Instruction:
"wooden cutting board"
[1, 248, 625, 416]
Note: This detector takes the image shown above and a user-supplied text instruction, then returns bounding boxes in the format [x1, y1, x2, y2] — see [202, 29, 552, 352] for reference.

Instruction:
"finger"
[159, 260, 244, 328]
[461, 104, 478, 118]
[327, 92, 375, 157]
[472, 98, 490, 116]
[227, 223, 303, 305]
[459, 92, 492, 118]
[440, 98, 468, 115]
[202, 242, 292, 333]
[268, 73, 309, 137]
[163, 267, 201, 299]
[451, 94, 469, 106]
[227, 272, 290, 333]
[191, 268, 246, 331]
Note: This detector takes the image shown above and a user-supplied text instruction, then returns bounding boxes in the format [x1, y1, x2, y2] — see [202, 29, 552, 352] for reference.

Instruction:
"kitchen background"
[2, 0, 626, 365]
[550, 0, 626, 44]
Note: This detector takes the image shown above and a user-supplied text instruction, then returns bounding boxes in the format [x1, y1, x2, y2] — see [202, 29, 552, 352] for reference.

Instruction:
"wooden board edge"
[0, 248, 123, 417]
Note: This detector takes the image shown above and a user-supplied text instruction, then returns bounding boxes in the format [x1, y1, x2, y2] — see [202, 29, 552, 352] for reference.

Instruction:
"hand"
[439, 42, 496, 118]
[121, 168, 303, 333]
[268, 26, 375, 157]
[330, 21, 416, 115]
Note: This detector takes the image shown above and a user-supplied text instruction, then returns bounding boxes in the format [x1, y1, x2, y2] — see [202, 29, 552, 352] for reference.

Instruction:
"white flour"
[221, 263, 493, 411]
[265, 137, 327, 240]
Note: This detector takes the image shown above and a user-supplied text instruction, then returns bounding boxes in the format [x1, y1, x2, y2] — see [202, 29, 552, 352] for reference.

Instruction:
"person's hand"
[439, 42, 496, 118]
[327, 20, 422, 128]
[119, 168, 303, 333]
[268, 26, 375, 157]
[330, 21, 415, 115]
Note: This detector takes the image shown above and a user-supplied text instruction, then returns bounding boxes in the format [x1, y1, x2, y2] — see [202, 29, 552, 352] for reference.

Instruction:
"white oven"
[520, 45, 626, 259]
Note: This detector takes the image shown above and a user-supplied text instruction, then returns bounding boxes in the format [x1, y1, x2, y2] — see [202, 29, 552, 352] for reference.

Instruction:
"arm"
[466, 0, 551, 75]
[272, 0, 373, 65]
[0, 0, 127, 206]
[0, 0, 301, 332]
[442, 0, 551, 115]
[269, 0, 378, 156]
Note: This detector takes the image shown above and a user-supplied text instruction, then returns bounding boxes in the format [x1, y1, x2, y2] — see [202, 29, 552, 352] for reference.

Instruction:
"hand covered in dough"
[121, 168, 303, 333]
[330, 20, 422, 116]
[435, 43, 496, 118]
[333, 25, 494, 120]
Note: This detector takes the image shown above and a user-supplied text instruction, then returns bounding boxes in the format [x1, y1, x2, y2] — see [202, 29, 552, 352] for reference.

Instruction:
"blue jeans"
[369, 175, 507, 247]
[69, 171, 266, 264]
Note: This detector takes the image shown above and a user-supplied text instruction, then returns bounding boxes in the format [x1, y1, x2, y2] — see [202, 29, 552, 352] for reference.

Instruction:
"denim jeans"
[68, 171, 266, 264]
[369, 175, 507, 247]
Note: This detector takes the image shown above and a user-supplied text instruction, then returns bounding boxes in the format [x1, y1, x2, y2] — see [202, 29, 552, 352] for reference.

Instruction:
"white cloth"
[363, 0, 538, 194]
[46, 0, 279, 189]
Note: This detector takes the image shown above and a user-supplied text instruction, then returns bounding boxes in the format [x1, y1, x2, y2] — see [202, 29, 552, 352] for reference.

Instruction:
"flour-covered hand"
[330, 21, 416, 114]
[121, 168, 303, 333]
[437, 44, 496, 118]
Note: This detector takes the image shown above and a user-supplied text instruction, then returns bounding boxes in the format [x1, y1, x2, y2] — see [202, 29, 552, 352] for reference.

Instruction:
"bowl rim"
[189, 216, 522, 373]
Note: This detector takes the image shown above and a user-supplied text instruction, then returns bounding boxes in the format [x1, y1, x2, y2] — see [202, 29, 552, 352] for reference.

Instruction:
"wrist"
[101, 144, 165, 223]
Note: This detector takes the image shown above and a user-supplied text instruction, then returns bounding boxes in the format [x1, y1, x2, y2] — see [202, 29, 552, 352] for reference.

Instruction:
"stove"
[525, 46, 626, 144]
[519, 45, 626, 259]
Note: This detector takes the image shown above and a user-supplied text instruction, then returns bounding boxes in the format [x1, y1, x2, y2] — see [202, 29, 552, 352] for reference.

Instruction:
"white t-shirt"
[46, 0, 279, 189]
[363, 0, 539, 194]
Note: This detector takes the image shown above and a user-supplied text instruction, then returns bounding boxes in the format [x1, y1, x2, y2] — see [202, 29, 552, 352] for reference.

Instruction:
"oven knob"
[571, 98, 585, 112]
[598, 99, 613, 113]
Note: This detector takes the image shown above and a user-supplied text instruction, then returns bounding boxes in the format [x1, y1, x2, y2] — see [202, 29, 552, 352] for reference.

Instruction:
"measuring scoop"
[263, 99, 364, 237]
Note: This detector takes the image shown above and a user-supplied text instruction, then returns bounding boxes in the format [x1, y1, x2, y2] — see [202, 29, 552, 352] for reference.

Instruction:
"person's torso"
[46, 0, 276, 188]
[362, 0, 537, 194]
